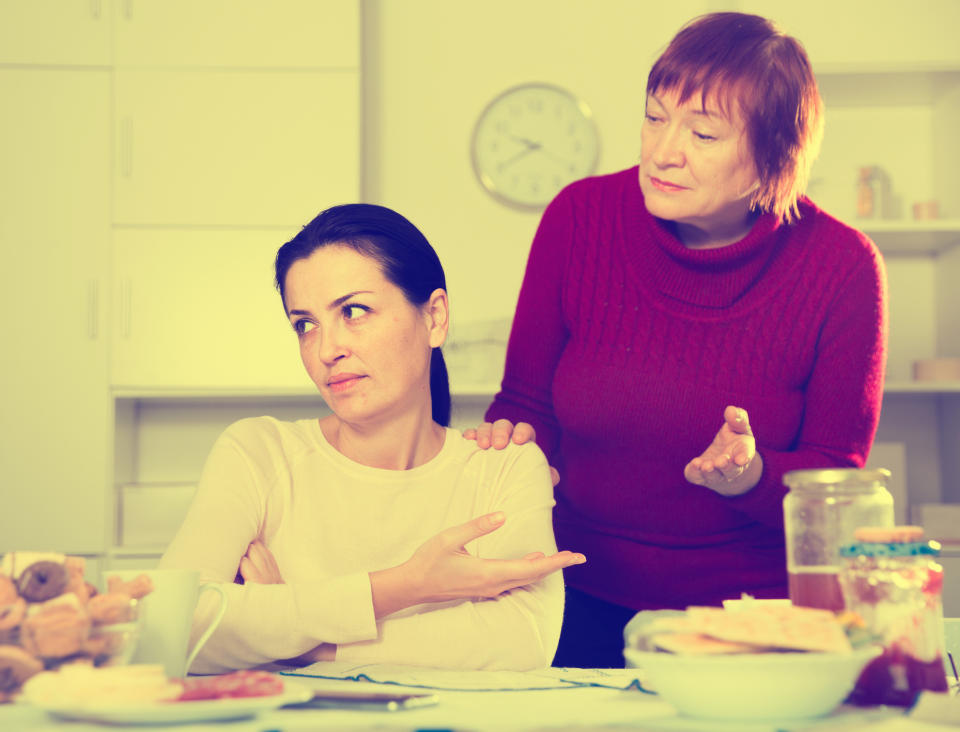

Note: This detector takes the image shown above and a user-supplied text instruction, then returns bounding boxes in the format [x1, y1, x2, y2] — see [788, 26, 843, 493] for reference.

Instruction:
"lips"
[649, 176, 688, 192]
[326, 373, 366, 392]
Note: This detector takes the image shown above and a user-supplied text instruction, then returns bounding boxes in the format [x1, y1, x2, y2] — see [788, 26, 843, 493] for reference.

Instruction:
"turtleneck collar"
[620, 166, 788, 311]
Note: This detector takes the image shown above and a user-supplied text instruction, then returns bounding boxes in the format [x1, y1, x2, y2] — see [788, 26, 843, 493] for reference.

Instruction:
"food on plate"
[20, 666, 284, 709]
[0, 551, 155, 702]
[635, 601, 868, 655]
[176, 670, 285, 701]
[21, 663, 183, 706]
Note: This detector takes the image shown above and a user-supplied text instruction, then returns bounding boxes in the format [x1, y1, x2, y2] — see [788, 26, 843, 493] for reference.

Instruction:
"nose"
[316, 324, 350, 366]
[651, 124, 685, 168]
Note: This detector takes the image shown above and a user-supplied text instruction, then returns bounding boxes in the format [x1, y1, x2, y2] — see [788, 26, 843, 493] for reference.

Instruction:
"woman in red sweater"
[469, 12, 888, 667]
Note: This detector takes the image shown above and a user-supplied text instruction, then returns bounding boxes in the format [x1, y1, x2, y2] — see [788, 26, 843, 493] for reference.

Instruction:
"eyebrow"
[287, 290, 374, 318]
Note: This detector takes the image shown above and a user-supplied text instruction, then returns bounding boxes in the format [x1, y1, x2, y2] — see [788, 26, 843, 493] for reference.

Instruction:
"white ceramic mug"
[104, 568, 228, 678]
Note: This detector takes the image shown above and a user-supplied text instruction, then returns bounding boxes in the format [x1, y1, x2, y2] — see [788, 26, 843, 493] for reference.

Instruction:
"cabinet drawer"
[120, 483, 196, 547]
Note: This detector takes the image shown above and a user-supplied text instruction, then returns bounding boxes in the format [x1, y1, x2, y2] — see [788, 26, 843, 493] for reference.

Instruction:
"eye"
[342, 303, 371, 321]
[693, 131, 717, 142]
[644, 112, 663, 124]
[292, 319, 316, 335]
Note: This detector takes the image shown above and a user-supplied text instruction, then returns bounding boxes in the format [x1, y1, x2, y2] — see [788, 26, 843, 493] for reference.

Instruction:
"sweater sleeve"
[159, 422, 378, 674]
[334, 444, 564, 670]
[484, 190, 574, 461]
[725, 245, 889, 527]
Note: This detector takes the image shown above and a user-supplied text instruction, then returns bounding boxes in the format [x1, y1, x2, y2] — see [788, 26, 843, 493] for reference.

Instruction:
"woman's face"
[639, 87, 760, 243]
[283, 245, 447, 425]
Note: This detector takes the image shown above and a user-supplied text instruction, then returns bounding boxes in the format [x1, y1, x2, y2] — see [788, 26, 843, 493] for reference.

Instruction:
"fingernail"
[736, 409, 746, 422]
[575, 555, 587, 564]
[488, 512, 505, 526]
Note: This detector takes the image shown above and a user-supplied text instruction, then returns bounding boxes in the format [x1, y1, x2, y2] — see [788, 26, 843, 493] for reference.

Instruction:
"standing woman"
[161, 204, 584, 673]
[473, 12, 887, 667]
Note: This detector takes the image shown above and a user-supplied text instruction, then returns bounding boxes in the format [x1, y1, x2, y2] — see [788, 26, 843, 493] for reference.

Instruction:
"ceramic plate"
[35, 681, 312, 725]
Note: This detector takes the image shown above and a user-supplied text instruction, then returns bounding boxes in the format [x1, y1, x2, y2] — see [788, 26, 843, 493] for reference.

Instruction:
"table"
[4, 674, 957, 732]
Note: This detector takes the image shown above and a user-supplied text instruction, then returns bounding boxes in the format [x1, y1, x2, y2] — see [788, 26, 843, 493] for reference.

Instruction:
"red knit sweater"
[486, 167, 888, 611]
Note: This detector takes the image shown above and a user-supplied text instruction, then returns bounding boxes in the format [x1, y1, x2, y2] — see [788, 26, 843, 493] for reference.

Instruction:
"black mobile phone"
[282, 689, 440, 711]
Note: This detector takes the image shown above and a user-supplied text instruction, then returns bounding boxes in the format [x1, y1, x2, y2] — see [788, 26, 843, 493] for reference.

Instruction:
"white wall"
[364, 0, 960, 327]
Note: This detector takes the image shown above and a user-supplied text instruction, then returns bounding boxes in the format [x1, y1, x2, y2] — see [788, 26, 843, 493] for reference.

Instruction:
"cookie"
[87, 593, 135, 625]
[0, 575, 17, 606]
[17, 561, 68, 603]
[20, 605, 90, 659]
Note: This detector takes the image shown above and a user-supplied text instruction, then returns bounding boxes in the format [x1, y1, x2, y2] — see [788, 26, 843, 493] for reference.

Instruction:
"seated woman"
[160, 203, 584, 674]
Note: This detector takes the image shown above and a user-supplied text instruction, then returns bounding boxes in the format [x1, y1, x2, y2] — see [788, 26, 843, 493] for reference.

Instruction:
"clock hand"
[507, 133, 541, 150]
[498, 146, 539, 172]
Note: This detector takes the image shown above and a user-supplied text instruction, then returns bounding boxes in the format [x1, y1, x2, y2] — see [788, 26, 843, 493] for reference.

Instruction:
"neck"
[319, 407, 445, 470]
[675, 209, 760, 250]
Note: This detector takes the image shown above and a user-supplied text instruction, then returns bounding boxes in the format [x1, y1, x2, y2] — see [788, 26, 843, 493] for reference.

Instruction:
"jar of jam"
[839, 526, 948, 706]
[783, 469, 894, 611]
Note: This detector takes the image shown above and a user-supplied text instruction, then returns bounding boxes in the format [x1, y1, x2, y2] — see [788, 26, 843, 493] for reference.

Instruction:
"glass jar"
[839, 526, 948, 706]
[783, 469, 894, 611]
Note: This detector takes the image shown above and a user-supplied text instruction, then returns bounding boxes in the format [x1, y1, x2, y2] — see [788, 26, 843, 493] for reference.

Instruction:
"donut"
[17, 561, 68, 602]
[0, 645, 43, 701]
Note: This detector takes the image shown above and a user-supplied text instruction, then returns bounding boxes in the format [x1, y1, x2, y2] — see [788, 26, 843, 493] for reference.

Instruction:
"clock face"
[471, 83, 599, 209]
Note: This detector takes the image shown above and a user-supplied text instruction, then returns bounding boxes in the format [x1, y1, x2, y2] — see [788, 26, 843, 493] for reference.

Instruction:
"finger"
[239, 556, 263, 584]
[523, 552, 546, 560]
[462, 428, 477, 440]
[511, 422, 538, 445]
[717, 460, 745, 481]
[493, 552, 587, 586]
[684, 461, 706, 486]
[549, 466, 560, 487]
[443, 511, 506, 548]
[475, 422, 494, 449]
[491, 419, 515, 449]
[724, 405, 752, 435]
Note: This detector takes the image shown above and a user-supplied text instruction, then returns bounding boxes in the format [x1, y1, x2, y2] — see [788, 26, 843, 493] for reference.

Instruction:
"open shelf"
[861, 221, 960, 256]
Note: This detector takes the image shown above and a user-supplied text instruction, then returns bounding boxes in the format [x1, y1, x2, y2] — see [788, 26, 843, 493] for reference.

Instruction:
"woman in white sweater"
[160, 203, 584, 674]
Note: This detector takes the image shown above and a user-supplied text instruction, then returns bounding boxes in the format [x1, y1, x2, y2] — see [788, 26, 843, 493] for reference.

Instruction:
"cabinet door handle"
[89, 0, 102, 19]
[120, 117, 133, 178]
[87, 279, 99, 340]
[122, 0, 134, 21]
[120, 278, 132, 339]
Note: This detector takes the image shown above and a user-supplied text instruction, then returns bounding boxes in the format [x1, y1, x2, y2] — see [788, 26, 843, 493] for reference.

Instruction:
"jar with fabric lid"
[839, 526, 948, 706]
[783, 468, 894, 611]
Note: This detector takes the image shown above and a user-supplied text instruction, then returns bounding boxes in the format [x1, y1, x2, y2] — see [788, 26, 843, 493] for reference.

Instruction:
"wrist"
[369, 561, 422, 619]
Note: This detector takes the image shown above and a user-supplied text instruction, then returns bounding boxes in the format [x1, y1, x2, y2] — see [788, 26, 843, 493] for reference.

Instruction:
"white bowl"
[623, 644, 882, 720]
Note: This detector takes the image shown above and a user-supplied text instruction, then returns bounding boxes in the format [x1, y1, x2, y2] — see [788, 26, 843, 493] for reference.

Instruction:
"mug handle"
[184, 583, 228, 673]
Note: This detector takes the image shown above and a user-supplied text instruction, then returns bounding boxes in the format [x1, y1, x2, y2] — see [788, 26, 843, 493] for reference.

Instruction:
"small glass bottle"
[839, 526, 948, 706]
[856, 166, 879, 218]
[783, 469, 894, 611]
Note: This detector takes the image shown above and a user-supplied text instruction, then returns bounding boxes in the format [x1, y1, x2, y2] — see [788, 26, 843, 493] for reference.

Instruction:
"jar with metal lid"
[783, 468, 894, 611]
[838, 526, 948, 706]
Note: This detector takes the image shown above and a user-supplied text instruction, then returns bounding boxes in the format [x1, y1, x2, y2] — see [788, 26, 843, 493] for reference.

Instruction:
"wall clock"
[471, 83, 599, 209]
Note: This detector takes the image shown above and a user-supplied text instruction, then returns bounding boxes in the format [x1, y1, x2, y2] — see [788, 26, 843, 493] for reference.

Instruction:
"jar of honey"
[839, 526, 948, 706]
[783, 469, 894, 611]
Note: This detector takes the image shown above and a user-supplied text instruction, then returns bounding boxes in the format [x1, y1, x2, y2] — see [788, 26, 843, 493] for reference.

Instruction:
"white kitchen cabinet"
[0, 0, 112, 66]
[113, 0, 359, 69]
[111, 229, 317, 389]
[0, 69, 111, 553]
[113, 69, 360, 227]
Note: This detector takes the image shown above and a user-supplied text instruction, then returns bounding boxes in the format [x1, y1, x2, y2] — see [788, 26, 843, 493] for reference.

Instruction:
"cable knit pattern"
[486, 166, 887, 611]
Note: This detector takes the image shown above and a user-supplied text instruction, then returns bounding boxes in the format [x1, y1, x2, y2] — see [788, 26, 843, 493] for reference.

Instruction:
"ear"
[423, 288, 449, 349]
